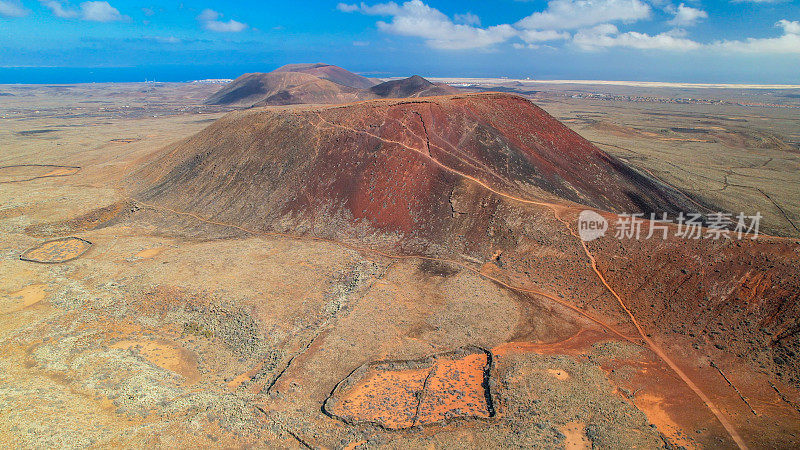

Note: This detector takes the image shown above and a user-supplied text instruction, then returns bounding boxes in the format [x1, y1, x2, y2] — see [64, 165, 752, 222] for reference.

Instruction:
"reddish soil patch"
[20, 237, 92, 263]
[0, 284, 49, 314]
[134, 93, 698, 249]
[324, 347, 493, 429]
[110, 339, 200, 384]
[492, 329, 618, 358]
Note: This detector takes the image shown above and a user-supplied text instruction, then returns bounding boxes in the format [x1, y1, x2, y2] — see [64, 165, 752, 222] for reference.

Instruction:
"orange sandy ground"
[20, 238, 91, 263]
[328, 352, 491, 429]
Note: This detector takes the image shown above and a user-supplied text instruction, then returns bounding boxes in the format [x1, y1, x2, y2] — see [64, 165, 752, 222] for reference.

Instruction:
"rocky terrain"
[204, 72, 365, 107]
[139, 93, 700, 246]
[368, 75, 458, 99]
[272, 63, 380, 90]
[206, 64, 463, 107]
[1, 83, 799, 449]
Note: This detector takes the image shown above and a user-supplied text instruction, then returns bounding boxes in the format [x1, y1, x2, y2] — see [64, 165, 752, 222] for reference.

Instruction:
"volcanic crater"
[12, 87, 800, 448]
[122, 92, 800, 447]
[135, 93, 701, 255]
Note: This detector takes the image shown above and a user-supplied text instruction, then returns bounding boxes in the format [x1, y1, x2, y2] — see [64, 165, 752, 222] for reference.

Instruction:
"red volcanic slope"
[370, 75, 459, 98]
[205, 71, 453, 107]
[136, 93, 699, 248]
[204, 72, 363, 107]
[132, 92, 800, 397]
[272, 63, 379, 89]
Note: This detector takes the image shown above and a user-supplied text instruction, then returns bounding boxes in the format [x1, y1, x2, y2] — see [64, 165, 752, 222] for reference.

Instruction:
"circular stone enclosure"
[20, 237, 92, 263]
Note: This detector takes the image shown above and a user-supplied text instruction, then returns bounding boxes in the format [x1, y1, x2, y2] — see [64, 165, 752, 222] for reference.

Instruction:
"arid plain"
[2, 79, 800, 449]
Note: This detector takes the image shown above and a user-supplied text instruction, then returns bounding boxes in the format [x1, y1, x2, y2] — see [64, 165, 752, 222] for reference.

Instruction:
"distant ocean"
[0, 65, 275, 84]
[0, 65, 794, 86]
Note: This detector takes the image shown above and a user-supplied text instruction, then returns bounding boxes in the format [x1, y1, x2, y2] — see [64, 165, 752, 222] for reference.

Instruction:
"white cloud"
[197, 8, 248, 33]
[668, 3, 707, 27]
[454, 12, 480, 26]
[573, 24, 702, 50]
[517, 0, 651, 31]
[336, 3, 361, 13]
[777, 19, 800, 35]
[341, 0, 655, 50]
[712, 19, 800, 53]
[197, 9, 218, 22]
[345, 2, 402, 15]
[339, 0, 800, 56]
[40, 1, 127, 22]
[80, 1, 124, 21]
[0, 0, 28, 17]
[339, 1, 517, 49]
[41, 0, 78, 18]
[519, 29, 571, 43]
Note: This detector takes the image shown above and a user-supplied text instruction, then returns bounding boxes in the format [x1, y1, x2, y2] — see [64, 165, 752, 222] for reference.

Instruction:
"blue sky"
[0, 0, 798, 83]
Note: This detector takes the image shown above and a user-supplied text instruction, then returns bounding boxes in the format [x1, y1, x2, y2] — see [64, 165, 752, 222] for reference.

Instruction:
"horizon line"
[427, 77, 800, 90]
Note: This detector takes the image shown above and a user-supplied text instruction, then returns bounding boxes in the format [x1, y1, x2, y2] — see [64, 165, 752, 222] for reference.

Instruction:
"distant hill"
[139, 93, 699, 242]
[272, 63, 379, 89]
[204, 72, 363, 107]
[205, 65, 460, 107]
[370, 75, 459, 99]
[251, 77, 363, 106]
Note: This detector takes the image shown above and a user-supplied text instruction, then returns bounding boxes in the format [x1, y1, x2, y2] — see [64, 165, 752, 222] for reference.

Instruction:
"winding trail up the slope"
[309, 110, 749, 448]
[554, 213, 749, 449]
[131, 198, 635, 344]
[132, 108, 749, 448]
